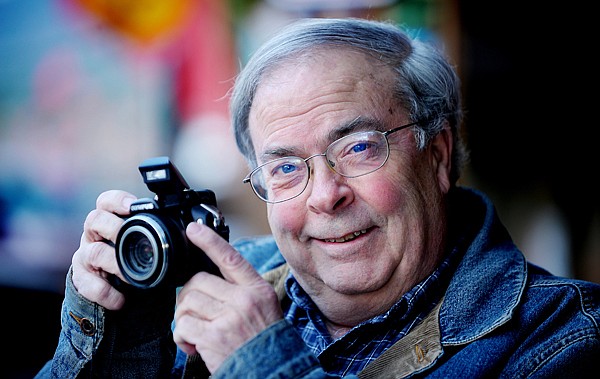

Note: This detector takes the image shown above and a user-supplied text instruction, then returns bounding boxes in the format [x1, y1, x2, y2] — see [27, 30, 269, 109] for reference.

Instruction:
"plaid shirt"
[283, 247, 461, 376]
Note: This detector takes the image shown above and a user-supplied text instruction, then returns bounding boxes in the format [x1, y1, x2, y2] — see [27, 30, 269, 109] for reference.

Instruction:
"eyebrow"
[327, 116, 386, 141]
[259, 116, 388, 161]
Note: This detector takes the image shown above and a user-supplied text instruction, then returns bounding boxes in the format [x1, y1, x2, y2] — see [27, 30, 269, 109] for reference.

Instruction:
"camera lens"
[122, 228, 156, 275]
[116, 214, 170, 288]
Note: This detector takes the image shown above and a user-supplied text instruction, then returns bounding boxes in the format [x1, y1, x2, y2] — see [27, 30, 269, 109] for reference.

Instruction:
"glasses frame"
[243, 120, 422, 203]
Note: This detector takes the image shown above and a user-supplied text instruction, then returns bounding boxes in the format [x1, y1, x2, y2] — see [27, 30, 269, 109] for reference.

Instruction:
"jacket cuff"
[212, 319, 321, 378]
[62, 266, 176, 352]
[62, 266, 106, 356]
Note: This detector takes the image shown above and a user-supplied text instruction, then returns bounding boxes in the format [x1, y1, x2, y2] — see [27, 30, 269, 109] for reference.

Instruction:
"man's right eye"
[270, 161, 298, 178]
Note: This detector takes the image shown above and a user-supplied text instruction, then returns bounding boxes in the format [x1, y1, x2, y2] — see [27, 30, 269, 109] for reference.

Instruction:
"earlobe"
[430, 125, 453, 193]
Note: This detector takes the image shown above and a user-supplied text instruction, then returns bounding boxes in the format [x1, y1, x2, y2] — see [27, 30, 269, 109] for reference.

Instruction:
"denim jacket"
[35, 187, 600, 378]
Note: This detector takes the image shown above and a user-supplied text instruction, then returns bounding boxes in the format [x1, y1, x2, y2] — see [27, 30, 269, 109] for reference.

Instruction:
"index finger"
[96, 189, 137, 215]
[185, 222, 262, 285]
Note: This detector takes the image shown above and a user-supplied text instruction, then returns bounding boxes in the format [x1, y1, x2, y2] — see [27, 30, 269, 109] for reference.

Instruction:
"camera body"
[115, 156, 229, 289]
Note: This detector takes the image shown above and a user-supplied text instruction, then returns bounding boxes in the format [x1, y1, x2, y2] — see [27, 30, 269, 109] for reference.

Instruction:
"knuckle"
[187, 271, 210, 286]
[72, 246, 84, 266]
[96, 190, 133, 213]
[175, 313, 197, 333]
[88, 241, 109, 263]
[84, 209, 101, 230]
[95, 190, 114, 208]
[235, 295, 255, 314]
[221, 248, 246, 270]
[261, 283, 280, 303]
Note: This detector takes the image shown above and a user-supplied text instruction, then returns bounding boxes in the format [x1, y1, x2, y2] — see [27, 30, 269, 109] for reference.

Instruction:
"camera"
[115, 156, 230, 289]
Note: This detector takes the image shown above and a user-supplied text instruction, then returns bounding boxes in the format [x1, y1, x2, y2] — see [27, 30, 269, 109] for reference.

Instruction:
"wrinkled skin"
[247, 48, 453, 336]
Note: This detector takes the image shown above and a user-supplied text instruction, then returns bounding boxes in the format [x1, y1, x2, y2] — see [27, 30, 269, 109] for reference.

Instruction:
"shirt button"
[69, 311, 96, 336]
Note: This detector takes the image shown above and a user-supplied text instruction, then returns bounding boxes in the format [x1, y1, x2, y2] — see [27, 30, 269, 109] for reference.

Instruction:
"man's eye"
[270, 162, 299, 178]
[350, 142, 369, 153]
[279, 163, 297, 174]
[345, 139, 378, 156]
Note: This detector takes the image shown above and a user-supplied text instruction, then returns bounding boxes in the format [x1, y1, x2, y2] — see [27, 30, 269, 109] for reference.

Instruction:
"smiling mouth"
[323, 229, 368, 243]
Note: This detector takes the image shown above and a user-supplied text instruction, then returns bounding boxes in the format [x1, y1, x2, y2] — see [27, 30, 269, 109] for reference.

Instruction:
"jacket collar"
[439, 187, 527, 344]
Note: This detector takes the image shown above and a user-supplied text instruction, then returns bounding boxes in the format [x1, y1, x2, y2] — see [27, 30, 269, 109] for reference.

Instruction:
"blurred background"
[1, 0, 597, 377]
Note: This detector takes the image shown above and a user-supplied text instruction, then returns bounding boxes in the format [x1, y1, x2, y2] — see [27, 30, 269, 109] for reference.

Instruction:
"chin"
[324, 269, 386, 295]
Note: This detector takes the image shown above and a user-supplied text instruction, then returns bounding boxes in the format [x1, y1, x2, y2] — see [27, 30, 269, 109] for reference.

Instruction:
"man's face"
[248, 48, 451, 316]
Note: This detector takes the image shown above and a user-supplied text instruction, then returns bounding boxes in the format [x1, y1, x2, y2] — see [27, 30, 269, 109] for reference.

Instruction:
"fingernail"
[187, 222, 202, 234]
[122, 196, 136, 210]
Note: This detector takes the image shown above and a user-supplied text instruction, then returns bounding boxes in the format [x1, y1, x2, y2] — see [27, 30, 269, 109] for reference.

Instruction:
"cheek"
[267, 203, 304, 236]
[358, 171, 407, 213]
[368, 148, 437, 212]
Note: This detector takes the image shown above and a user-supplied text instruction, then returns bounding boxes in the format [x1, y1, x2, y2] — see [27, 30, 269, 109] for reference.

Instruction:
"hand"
[173, 222, 284, 373]
[71, 190, 137, 310]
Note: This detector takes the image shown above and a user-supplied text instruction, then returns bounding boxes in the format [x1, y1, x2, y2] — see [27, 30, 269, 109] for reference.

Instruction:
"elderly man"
[37, 18, 599, 378]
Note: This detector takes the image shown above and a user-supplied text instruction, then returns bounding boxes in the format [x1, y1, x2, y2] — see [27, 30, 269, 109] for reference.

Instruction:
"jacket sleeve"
[34, 266, 177, 379]
[208, 320, 357, 379]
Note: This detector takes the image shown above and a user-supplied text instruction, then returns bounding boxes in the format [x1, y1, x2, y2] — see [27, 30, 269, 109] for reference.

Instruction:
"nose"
[304, 156, 353, 213]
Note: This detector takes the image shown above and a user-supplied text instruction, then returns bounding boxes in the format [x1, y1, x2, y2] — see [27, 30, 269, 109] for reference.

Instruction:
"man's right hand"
[71, 190, 137, 310]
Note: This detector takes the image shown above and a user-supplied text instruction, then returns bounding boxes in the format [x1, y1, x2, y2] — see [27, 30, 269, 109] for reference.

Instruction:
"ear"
[429, 124, 453, 194]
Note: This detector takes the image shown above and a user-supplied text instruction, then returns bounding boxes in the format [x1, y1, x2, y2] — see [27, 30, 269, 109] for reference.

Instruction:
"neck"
[326, 321, 352, 340]
[311, 287, 404, 329]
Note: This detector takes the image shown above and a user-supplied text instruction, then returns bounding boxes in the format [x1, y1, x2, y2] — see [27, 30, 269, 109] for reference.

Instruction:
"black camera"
[115, 156, 229, 289]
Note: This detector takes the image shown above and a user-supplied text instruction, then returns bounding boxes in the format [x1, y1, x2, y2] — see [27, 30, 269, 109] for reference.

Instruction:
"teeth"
[325, 229, 367, 243]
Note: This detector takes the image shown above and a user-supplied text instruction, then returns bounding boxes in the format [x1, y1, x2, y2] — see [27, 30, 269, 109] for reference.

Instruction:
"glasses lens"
[327, 131, 389, 177]
[251, 157, 309, 202]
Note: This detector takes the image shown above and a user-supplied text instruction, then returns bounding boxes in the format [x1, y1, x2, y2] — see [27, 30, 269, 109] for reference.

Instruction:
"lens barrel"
[116, 214, 171, 289]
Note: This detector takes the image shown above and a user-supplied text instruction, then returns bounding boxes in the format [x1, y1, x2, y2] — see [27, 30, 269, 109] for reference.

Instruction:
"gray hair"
[230, 17, 467, 184]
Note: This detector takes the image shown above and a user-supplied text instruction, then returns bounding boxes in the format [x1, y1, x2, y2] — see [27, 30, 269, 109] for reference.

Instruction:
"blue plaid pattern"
[283, 248, 460, 375]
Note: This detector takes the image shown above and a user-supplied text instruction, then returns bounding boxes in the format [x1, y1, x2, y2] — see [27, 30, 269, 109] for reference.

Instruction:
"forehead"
[249, 48, 400, 158]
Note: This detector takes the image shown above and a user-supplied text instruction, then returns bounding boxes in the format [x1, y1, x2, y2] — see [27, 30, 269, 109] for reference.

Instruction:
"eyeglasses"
[243, 120, 422, 203]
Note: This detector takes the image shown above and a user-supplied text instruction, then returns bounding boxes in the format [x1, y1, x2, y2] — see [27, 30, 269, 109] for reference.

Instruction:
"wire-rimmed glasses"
[243, 120, 421, 203]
